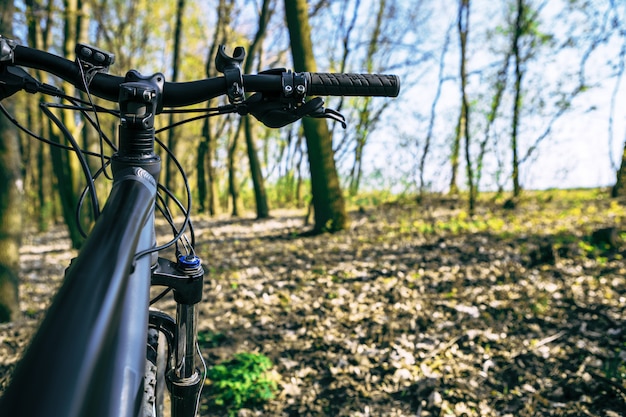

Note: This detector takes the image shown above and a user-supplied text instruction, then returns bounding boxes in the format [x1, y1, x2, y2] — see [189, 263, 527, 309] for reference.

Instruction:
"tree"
[164, 0, 187, 202]
[474, 44, 511, 198]
[284, 0, 348, 232]
[197, 0, 234, 215]
[419, 22, 453, 197]
[47, 0, 90, 249]
[505, 0, 582, 198]
[457, 0, 475, 214]
[0, 0, 22, 322]
[601, 1, 626, 197]
[243, 0, 272, 219]
[325, 0, 411, 196]
[228, 121, 242, 216]
[347, 0, 385, 196]
[25, 0, 55, 231]
[510, 0, 525, 198]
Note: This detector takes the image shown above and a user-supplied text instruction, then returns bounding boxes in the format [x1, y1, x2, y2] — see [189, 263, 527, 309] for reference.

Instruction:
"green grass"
[204, 352, 279, 416]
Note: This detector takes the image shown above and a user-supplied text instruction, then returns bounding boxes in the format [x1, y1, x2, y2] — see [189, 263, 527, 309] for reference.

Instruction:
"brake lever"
[308, 106, 346, 129]
[242, 94, 347, 129]
[0, 65, 41, 99]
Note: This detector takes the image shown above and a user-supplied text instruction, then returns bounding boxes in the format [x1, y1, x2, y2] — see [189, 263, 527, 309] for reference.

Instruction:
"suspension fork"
[152, 256, 205, 416]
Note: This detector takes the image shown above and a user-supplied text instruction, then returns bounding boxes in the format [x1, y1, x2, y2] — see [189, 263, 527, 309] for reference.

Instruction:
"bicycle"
[0, 36, 399, 417]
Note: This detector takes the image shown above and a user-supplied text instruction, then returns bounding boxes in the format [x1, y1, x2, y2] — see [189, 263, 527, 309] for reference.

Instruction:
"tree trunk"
[458, 0, 475, 215]
[228, 122, 242, 217]
[475, 51, 511, 194]
[348, 0, 385, 197]
[420, 23, 452, 196]
[198, 115, 220, 216]
[284, 0, 348, 233]
[449, 115, 461, 195]
[243, 0, 272, 219]
[0, 0, 22, 323]
[26, 0, 54, 230]
[511, 0, 524, 198]
[612, 141, 626, 197]
[47, 0, 88, 249]
[244, 117, 269, 217]
[196, 133, 209, 212]
[197, 0, 232, 215]
[165, 0, 186, 201]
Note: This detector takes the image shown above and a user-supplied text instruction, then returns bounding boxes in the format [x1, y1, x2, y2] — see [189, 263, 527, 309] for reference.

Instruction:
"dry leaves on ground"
[1, 193, 625, 416]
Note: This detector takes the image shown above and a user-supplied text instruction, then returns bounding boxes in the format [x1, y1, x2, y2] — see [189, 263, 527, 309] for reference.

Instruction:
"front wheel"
[144, 311, 176, 417]
[144, 328, 168, 417]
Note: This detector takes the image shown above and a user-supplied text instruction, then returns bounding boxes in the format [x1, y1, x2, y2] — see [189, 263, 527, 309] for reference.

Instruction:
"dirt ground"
[1, 192, 625, 416]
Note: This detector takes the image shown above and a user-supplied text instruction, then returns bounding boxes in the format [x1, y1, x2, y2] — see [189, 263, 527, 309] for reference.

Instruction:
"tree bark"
[284, 0, 348, 232]
[475, 50, 511, 195]
[228, 122, 242, 217]
[165, 0, 186, 202]
[449, 116, 461, 195]
[348, 0, 385, 197]
[46, 0, 89, 249]
[197, 0, 232, 215]
[0, 0, 22, 322]
[421, 23, 452, 196]
[612, 142, 626, 197]
[458, 0, 475, 214]
[26, 0, 54, 231]
[511, 0, 524, 198]
[243, 0, 272, 219]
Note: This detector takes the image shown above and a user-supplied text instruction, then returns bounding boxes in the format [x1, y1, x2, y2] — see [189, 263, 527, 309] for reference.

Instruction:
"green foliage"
[197, 330, 227, 349]
[345, 189, 401, 209]
[265, 174, 308, 208]
[205, 352, 279, 416]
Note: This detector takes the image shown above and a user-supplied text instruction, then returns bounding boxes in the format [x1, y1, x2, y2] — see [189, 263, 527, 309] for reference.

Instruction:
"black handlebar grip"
[307, 73, 400, 97]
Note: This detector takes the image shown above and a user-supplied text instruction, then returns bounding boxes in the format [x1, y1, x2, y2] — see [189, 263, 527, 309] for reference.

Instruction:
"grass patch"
[204, 352, 279, 416]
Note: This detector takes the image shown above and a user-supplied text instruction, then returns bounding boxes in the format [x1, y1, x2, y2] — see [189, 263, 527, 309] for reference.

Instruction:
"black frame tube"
[0, 167, 157, 417]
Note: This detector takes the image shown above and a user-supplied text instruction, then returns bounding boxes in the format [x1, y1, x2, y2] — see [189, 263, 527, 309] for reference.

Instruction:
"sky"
[352, 0, 626, 193]
[12, 0, 625, 194]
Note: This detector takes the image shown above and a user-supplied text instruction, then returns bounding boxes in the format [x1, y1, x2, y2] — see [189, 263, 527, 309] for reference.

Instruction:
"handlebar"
[8, 43, 400, 107]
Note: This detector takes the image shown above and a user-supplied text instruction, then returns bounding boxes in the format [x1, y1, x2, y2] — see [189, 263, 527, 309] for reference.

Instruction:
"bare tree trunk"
[475, 50, 511, 194]
[612, 142, 626, 197]
[26, 0, 54, 230]
[197, 124, 211, 213]
[243, 0, 272, 219]
[610, 37, 626, 197]
[285, 0, 348, 232]
[0, 0, 22, 322]
[348, 0, 385, 196]
[45, 0, 90, 249]
[458, 0, 475, 214]
[48, 0, 82, 248]
[511, 0, 524, 198]
[165, 0, 186, 202]
[295, 132, 305, 208]
[449, 116, 461, 195]
[228, 122, 243, 217]
[420, 23, 452, 197]
[197, 0, 232, 215]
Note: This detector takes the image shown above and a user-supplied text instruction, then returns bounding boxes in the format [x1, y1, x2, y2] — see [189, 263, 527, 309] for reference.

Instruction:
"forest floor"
[1, 189, 625, 416]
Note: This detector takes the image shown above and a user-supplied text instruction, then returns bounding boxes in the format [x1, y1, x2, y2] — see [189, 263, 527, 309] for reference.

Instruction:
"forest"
[0, 0, 626, 416]
[0, 0, 625, 226]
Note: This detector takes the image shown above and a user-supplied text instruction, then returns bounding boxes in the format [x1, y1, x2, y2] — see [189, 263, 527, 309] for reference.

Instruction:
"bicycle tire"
[144, 328, 168, 417]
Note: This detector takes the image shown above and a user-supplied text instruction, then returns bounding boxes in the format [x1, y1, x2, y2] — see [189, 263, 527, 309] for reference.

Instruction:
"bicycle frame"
[1, 68, 204, 417]
[0, 37, 399, 417]
[0, 167, 157, 417]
